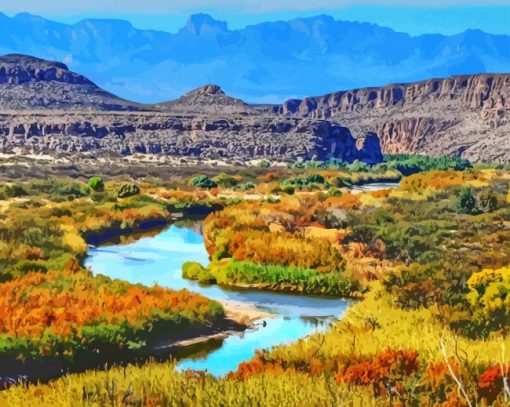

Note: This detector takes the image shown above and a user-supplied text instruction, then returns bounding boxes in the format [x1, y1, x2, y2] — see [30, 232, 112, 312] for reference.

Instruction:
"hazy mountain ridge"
[0, 12, 508, 103]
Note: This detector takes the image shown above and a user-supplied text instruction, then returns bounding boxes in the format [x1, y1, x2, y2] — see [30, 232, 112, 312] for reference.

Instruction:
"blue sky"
[1, 1, 510, 35]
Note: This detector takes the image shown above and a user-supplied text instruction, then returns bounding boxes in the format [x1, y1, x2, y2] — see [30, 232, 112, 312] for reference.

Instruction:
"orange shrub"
[335, 348, 419, 395]
[204, 197, 347, 272]
[0, 265, 219, 340]
[324, 193, 362, 210]
[257, 172, 279, 182]
[400, 170, 479, 192]
[158, 189, 209, 201]
[228, 355, 286, 380]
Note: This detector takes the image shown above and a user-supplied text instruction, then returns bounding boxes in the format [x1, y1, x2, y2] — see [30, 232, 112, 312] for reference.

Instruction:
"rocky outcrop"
[273, 74, 510, 115]
[0, 54, 93, 86]
[0, 54, 146, 112]
[157, 84, 253, 115]
[271, 74, 510, 163]
[0, 113, 380, 162]
[356, 132, 383, 164]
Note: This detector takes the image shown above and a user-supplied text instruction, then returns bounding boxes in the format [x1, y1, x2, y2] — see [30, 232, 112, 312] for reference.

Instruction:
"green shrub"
[329, 177, 350, 188]
[212, 173, 239, 187]
[1, 184, 28, 198]
[347, 160, 370, 172]
[282, 185, 295, 195]
[256, 160, 271, 168]
[118, 183, 141, 199]
[455, 187, 477, 214]
[53, 182, 90, 200]
[237, 182, 256, 192]
[282, 174, 328, 190]
[182, 262, 216, 284]
[328, 187, 342, 196]
[15, 260, 48, 275]
[384, 154, 472, 176]
[191, 175, 218, 189]
[477, 189, 498, 213]
[383, 263, 444, 309]
[208, 260, 356, 297]
[88, 177, 104, 192]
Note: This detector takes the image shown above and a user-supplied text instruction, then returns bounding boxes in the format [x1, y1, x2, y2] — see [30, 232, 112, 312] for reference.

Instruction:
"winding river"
[85, 224, 349, 376]
[84, 183, 398, 376]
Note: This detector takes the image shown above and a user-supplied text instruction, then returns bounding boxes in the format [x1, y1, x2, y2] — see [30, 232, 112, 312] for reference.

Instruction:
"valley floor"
[0, 157, 509, 405]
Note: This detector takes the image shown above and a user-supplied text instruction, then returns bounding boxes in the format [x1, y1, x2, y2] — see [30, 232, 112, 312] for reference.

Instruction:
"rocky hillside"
[2, 54, 507, 163]
[0, 54, 146, 112]
[270, 74, 510, 163]
[0, 55, 380, 163]
[157, 85, 253, 115]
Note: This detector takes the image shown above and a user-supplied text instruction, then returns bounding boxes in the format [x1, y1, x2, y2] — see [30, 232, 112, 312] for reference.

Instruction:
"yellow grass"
[0, 364, 375, 407]
[271, 282, 510, 369]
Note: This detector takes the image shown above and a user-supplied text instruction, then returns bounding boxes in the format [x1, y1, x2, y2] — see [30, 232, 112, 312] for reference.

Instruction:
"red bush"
[335, 349, 419, 395]
[478, 365, 510, 403]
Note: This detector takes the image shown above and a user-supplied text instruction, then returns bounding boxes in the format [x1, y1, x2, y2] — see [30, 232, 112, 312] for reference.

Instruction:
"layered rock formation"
[0, 55, 380, 163]
[271, 74, 510, 163]
[3, 54, 507, 163]
[0, 113, 378, 161]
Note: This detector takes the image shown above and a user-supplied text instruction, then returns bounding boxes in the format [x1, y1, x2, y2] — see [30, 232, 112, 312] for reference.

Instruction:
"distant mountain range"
[0, 12, 509, 103]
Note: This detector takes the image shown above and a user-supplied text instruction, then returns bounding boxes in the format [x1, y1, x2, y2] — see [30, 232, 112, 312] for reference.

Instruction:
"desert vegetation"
[0, 160, 509, 405]
[0, 177, 236, 378]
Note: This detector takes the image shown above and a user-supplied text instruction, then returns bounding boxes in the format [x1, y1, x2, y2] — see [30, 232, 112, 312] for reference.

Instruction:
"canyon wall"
[271, 74, 510, 163]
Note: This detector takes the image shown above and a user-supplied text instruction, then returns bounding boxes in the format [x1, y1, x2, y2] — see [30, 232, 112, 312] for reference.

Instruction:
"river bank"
[2, 178, 395, 385]
[0, 301, 272, 388]
[152, 300, 275, 355]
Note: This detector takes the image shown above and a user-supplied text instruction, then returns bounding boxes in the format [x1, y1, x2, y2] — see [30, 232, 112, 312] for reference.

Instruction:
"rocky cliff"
[271, 74, 510, 163]
[0, 113, 379, 162]
[3, 54, 507, 164]
[0, 55, 380, 163]
[157, 84, 253, 115]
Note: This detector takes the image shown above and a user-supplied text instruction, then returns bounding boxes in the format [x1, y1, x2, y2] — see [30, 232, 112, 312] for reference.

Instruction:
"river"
[84, 182, 399, 376]
[85, 224, 350, 376]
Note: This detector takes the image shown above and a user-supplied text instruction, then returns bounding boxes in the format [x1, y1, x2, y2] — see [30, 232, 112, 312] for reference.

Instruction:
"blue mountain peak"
[0, 12, 508, 104]
[184, 14, 228, 36]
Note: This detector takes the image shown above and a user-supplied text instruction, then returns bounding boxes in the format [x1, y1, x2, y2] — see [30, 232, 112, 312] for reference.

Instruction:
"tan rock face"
[191, 85, 225, 96]
[0, 112, 379, 162]
[271, 74, 510, 163]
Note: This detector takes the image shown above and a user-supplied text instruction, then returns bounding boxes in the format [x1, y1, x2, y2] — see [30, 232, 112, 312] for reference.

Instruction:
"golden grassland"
[0, 363, 375, 407]
[0, 166, 509, 406]
[266, 284, 510, 378]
